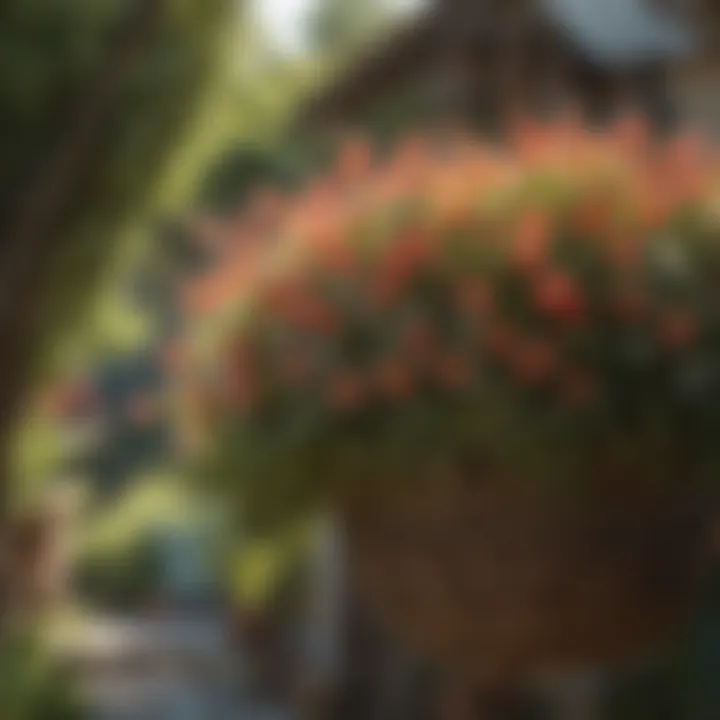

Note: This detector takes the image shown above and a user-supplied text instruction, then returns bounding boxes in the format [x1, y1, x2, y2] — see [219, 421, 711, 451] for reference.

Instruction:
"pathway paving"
[54, 613, 296, 720]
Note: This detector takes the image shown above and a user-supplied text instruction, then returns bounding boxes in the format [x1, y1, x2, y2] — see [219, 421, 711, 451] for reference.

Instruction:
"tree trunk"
[0, 0, 162, 631]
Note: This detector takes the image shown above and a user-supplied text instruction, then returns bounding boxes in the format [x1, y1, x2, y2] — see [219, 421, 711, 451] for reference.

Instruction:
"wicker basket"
[341, 454, 703, 682]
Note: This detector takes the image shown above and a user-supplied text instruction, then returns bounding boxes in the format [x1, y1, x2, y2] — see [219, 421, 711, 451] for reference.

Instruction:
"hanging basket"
[179, 119, 720, 680]
[341, 454, 702, 680]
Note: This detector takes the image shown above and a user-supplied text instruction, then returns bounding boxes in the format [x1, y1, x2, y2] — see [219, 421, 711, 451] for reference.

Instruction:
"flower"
[512, 210, 551, 271]
[612, 114, 649, 155]
[533, 272, 584, 324]
[573, 191, 617, 236]
[313, 232, 357, 274]
[336, 135, 374, 182]
[177, 119, 720, 512]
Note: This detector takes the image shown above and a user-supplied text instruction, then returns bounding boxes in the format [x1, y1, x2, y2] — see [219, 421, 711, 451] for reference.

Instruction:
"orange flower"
[314, 233, 356, 274]
[510, 118, 551, 165]
[661, 132, 706, 201]
[612, 114, 649, 156]
[658, 311, 697, 350]
[512, 210, 552, 271]
[337, 135, 374, 182]
[574, 195, 614, 236]
[533, 271, 584, 324]
[394, 133, 432, 174]
[638, 184, 674, 231]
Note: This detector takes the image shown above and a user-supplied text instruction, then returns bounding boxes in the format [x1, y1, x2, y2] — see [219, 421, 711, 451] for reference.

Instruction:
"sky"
[257, 0, 311, 54]
[256, 0, 424, 55]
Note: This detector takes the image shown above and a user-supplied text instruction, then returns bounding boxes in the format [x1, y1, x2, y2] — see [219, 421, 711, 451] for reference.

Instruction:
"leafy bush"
[181, 119, 720, 533]
[0, 627, 86, 720]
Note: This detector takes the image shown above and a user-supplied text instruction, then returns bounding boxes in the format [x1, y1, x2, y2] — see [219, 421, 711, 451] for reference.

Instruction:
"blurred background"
[3, 0, 720, 718]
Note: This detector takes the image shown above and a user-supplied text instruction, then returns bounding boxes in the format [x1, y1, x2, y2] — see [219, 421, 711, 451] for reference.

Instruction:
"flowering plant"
[181, 119, 720, 532]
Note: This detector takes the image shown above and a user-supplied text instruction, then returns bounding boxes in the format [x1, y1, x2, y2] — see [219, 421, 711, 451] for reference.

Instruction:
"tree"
[0, 0, 238, 623]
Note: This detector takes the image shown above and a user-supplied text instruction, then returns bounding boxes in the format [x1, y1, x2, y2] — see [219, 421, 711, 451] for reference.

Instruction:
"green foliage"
[0, 0, 239, 383]
[74, 472, 218, 607]
[0, 626, 85, 720]
[229, 520, 312, 610]
[74, 533, 161, 610]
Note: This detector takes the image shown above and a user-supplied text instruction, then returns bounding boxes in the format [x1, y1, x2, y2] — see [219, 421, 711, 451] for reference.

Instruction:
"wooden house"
[300, 0, 720, 137]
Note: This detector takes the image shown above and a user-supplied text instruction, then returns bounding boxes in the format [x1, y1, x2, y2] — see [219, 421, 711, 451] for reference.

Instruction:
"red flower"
[533, 271, 584, 324]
